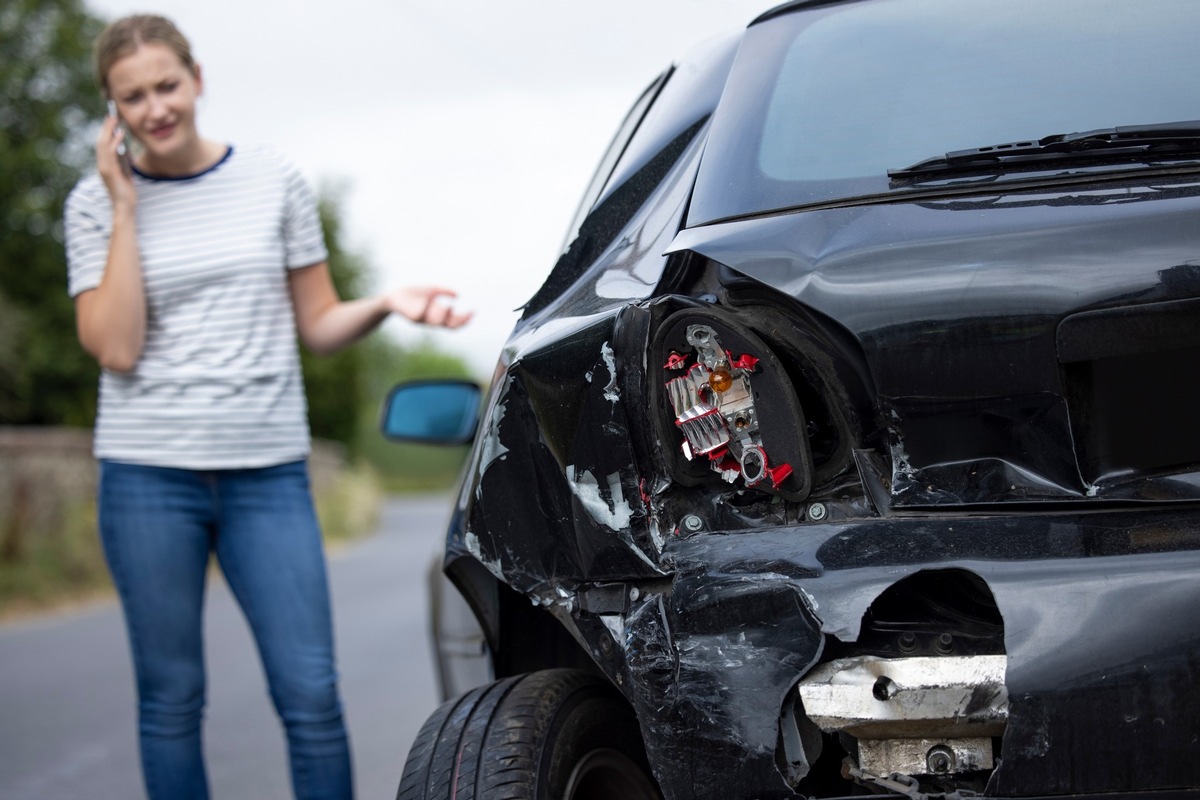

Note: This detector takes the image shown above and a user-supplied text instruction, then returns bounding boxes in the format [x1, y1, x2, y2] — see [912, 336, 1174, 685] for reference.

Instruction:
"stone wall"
[0, 426, 346, 558]
[0, 427, 95, 561]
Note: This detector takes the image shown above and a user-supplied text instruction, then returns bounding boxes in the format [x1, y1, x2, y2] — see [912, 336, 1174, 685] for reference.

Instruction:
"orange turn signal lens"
[709, 366, 733, 394]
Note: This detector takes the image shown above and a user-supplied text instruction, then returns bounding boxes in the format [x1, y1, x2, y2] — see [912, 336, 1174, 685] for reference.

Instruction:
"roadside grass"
[0, 502, 110, 621]
[315, 460, 387, 545]
[0, 460, 461, 623]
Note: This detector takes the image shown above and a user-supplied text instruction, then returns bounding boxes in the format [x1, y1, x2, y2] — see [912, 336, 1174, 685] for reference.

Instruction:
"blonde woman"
[64, 14, 469, 800]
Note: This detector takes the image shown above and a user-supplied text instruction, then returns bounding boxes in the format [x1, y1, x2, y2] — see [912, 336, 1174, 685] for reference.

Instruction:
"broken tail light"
[656, 309, 813, 501]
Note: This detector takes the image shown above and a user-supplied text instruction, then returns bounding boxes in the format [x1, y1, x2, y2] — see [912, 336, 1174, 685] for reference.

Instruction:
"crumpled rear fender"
[596, 509, 1200, 799]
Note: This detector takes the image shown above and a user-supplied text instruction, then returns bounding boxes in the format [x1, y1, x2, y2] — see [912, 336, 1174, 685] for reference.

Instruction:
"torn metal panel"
[857, 737, 994, 777]
[621, 574, 825, 799]
[651, 511, 1200, 796]
[796, 655, 1008, 739]
[449, 313, 667, 591]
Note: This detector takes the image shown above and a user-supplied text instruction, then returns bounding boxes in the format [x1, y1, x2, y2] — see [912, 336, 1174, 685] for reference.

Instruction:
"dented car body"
[393, 1, 1200, 797]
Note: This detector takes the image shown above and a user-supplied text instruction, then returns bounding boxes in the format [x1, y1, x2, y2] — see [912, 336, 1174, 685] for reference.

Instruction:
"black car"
[384, 1, 1200, 798]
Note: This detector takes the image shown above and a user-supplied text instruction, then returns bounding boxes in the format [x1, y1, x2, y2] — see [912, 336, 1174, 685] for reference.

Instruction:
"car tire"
[397, 669, 662, 800]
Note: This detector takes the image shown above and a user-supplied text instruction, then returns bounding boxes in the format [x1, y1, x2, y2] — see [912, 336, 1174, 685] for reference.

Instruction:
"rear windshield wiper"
[888, 121, 1200, 180]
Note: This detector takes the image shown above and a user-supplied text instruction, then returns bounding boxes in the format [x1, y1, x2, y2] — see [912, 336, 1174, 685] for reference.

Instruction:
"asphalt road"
[0, 495, 453, 800]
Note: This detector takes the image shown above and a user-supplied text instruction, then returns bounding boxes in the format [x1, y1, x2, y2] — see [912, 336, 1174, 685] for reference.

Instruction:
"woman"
[64, 14, 469, 800]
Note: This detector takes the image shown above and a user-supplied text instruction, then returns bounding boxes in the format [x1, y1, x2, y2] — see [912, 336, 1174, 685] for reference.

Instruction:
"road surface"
[0, 494, 453, 799]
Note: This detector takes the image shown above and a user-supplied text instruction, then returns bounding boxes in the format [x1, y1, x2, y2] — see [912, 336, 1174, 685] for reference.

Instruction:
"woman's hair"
[94, 14, 196, 96]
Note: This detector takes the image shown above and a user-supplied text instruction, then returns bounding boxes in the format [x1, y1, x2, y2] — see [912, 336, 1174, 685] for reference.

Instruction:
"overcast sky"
[84, 0, 772, 375]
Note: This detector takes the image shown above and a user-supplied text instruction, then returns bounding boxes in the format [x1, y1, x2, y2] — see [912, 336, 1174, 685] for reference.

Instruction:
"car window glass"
[524, 37, 742, 323]
[560, 73, 668, 254]
[690, 0, 1200, 224]
[596, 32, 740, 209]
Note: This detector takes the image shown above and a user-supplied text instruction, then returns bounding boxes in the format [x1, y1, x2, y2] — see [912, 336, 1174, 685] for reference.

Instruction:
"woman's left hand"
[382, 286, 473, 328]
[289, 266, 473, 355]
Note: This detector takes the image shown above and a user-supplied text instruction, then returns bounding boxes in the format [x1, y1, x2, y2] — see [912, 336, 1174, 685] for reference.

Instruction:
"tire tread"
[396, 669, 659, 800]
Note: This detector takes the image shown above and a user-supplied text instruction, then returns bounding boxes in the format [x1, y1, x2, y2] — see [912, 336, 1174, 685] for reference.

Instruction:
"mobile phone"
[106, 99, 133, 177]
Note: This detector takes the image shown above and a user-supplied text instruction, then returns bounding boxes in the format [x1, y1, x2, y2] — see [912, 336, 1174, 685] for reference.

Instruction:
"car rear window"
[688, 0, 1200, 224]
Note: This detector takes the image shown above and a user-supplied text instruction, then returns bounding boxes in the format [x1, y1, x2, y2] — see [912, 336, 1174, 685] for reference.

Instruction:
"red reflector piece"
[716, 454, 740, 473]
[767, 463, 793, 487]
[728, 352, 760, 371]
[705, 445, 730, 462]
[664, 352, 690, 370]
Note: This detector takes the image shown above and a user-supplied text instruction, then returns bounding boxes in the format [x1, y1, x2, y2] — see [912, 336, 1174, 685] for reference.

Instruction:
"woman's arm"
[74, 116, 145, 373]
[288, 262, 472, 356]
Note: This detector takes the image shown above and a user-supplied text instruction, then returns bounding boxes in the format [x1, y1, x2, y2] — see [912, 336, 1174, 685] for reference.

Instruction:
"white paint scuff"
[463, 530, 506, 581]
[475, 400, 510, 501]
[566, 466, 633, 531]
[599, 341, 620, 403]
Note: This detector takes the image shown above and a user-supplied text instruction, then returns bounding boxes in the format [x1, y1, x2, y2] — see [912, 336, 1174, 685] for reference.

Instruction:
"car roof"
[752, 0, 865, 25]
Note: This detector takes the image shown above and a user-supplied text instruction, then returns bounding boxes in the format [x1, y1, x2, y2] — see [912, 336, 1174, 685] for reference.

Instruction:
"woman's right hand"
[76, 111, 146, 373]
[96, 114, 136, 210]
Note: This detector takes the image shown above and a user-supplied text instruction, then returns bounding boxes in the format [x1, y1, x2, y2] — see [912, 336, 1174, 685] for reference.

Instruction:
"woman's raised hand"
[383, 286, 473, 329]
[96, 114, 136, 209]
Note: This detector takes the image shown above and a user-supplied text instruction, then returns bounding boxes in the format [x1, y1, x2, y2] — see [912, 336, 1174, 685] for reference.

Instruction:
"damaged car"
[386, 0, 1200, 798]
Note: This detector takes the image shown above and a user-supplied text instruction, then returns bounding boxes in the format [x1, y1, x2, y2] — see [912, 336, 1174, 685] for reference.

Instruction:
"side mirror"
[380, 380, 481, 445]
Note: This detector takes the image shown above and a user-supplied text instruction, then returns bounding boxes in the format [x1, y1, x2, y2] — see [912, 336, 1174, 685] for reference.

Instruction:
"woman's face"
[106, 42, 203, 170]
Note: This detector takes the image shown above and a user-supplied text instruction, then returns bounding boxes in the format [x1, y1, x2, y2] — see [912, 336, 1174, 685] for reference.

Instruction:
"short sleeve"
[281, 160, 329, 270]
[63, 177, 112, 297]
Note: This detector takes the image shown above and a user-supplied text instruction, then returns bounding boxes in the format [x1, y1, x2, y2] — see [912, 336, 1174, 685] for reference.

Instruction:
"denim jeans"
[98, 459, 353, 800]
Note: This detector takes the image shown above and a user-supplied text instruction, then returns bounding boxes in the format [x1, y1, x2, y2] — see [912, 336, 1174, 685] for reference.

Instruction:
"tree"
[0, 2, 473, 455]
[0, 0, 104, 425]
[300, 185, 370, 450]
[303, 186, 475, 461]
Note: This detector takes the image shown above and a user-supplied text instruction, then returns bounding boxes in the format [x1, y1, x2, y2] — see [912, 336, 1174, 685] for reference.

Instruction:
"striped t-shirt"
[64, 144, 328, 469]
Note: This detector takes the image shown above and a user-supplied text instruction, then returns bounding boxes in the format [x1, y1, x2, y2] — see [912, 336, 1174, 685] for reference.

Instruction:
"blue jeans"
[98, 459, 353, 800]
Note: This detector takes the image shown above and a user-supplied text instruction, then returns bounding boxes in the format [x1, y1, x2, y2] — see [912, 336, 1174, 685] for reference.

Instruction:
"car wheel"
[397, 669, 661, 800]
